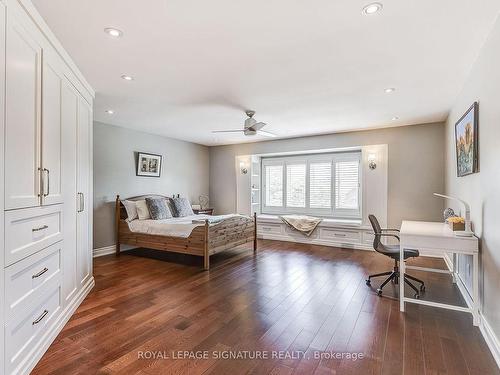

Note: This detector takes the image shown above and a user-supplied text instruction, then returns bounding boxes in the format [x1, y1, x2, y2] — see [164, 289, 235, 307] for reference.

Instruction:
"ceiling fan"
[212, 110, 276, 137]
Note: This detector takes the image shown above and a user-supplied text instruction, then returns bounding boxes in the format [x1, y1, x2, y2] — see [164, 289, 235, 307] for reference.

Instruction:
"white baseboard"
[480, 315, 500, 369]
[443, 254, 500, 369]
[20, 277, 95, 375]
[93, 244, 136, 257]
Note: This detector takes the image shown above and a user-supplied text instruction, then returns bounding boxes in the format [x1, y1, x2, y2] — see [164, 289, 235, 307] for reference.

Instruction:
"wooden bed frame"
[115, 195, 257, 270]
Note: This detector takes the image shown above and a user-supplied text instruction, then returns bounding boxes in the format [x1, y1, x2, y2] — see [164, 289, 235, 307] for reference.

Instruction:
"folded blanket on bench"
[280, 215, 323, 237]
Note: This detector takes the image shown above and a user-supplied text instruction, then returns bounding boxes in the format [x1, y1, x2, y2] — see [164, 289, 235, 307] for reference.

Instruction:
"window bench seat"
[256, 214, 374, 251]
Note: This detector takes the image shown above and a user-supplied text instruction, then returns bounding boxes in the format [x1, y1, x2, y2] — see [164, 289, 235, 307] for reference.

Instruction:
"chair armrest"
[378, 233, 400, 242]
[381, 228, 400, 232]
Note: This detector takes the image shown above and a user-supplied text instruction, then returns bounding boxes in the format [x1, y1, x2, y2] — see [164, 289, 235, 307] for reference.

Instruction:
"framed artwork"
[136, 152, 162, 177]
[455, 102, 479, 177]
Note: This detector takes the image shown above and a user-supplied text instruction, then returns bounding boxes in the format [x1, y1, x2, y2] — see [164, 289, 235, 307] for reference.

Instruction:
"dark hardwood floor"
[33, 240, 498, 375]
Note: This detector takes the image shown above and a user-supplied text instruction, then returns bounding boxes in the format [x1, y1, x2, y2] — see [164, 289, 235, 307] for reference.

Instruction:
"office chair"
[366, 214, 425, 298]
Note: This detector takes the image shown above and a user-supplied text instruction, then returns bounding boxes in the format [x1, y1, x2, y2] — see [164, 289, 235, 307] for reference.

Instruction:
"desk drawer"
[5, 205, 63, 266]
[258, 223, 282, 236]
[320, 228, 361, 243]
[5, 243, 62, 320]
[5, 285, 61, 375]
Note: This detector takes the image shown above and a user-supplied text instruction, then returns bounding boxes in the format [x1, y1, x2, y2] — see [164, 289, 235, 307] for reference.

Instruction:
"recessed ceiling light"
[392, 116, 399, 121]
[121, 74, 134, 81]
[384, 87, 396, 93]
[363, 2, 383, 15]
[105, 109, 114, 114]
[104, 28, 123, 38]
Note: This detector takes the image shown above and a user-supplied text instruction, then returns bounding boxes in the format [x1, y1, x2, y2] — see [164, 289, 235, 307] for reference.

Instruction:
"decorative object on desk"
[199, 194, 209, 209]
[443, 207, 456, 221]
[136, 152, 162, 177]
[455, 102, 479, 177]
[191, 204, 201, 210]
[433, 193, 473, 236]
[446, 216, 465, 231]
[280, 215, 322, 237]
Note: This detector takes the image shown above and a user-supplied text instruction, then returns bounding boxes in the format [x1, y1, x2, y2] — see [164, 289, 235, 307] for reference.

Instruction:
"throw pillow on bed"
[135, 199, 151, 220]
[122, 200, 138, 222]
[173, 197, 194, 217]
[146, 197, 173, 220]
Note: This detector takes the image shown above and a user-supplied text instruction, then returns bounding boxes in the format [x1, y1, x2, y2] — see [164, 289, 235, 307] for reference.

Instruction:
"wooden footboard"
[115, 195, 257, 270]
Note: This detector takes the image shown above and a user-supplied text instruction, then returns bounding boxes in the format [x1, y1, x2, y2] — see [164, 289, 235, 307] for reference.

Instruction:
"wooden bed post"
[115, 195, 121, 256]
[253, 212, 257, 253]
[203, 219, 210, 270]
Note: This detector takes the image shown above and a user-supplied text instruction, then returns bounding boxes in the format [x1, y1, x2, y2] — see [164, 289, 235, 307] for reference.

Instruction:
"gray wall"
[210, 122, 445, 227]
[444, 15, 500, 341]
[93, 122, 209, 249]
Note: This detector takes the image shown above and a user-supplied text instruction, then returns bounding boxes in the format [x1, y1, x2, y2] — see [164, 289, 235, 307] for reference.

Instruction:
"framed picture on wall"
[136, 152, 162, 177]
[455, 102, 479, 177]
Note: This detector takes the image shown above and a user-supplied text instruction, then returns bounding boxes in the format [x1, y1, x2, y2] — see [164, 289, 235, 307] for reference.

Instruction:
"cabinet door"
[41, 52, 63, 205]
[61, 80, 78, 303]
[77, 96, 92, 286]
[4, 12, 42, 209]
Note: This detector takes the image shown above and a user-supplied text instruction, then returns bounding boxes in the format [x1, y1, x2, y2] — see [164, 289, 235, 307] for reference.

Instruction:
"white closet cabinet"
[61, 80, 78, 305]
[4, 10, 42, 210]
[41, 51, 64, 206]
[1, 1, 95, 374]
[77, 96, 92, 287]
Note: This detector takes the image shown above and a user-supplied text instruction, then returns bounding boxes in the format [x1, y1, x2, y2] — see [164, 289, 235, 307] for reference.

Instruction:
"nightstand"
[193, 208, 214, 215]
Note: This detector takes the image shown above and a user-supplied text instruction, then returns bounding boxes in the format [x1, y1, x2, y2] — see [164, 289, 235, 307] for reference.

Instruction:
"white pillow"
[122, 200, 138, 222]
[135, 200, 151, 220]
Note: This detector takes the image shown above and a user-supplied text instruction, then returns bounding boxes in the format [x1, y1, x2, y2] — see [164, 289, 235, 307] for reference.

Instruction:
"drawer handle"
[32, 267, 49, 279]
[334, 233, 347, 237]
[32, 225, 48, 232]
[33, 310, 48, 325]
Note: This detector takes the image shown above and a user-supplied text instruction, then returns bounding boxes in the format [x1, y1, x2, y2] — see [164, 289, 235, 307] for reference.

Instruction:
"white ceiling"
[33, 0, 500, 146]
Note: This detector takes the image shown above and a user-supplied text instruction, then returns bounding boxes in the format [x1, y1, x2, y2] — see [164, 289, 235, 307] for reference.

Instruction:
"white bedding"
[127, 214, 245, 238]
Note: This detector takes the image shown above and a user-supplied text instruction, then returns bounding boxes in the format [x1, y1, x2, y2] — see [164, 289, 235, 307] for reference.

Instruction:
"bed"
[115, 195, 257, 270]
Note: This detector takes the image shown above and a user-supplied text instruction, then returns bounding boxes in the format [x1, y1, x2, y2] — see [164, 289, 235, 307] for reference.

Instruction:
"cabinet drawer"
[5, 243, 62, 320]
[5, 204, 63, 266]
[5, 285, 61, 375]
[284, 225, 318, 239]
[320, 228, 361, 243]
[258, 224, 282, 236]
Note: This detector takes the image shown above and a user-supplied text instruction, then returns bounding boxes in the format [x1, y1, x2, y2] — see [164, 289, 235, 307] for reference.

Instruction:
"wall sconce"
[239, 161, 248, 174]
[368, 153, 377, 170]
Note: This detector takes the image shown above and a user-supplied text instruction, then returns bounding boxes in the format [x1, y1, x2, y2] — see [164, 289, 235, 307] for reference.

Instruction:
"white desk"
[400, 221, 479, 325]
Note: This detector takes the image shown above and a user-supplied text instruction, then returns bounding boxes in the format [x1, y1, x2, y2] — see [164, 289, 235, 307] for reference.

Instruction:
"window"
[286, 164, 306, 207]
[262, 151, 361, 218]
[265, 164, 283, 207]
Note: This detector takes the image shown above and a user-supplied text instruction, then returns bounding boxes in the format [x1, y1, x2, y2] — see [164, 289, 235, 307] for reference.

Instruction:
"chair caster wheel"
[420, 285, 425, 292]
[365, 279, 371, 286]
[414, 293, 420, 299]
[377, 289, 382, 296]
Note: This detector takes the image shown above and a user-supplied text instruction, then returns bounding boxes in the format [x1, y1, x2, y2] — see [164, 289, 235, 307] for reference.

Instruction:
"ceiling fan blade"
[250, 122, 266, 131]
[212, 130, 244, 133]
[257, 130, 276, 137]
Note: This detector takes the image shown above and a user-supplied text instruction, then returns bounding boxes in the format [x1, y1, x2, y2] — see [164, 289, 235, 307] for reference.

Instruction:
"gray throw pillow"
[173, 197, 194, 217]
[145, 198, 173, 220]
